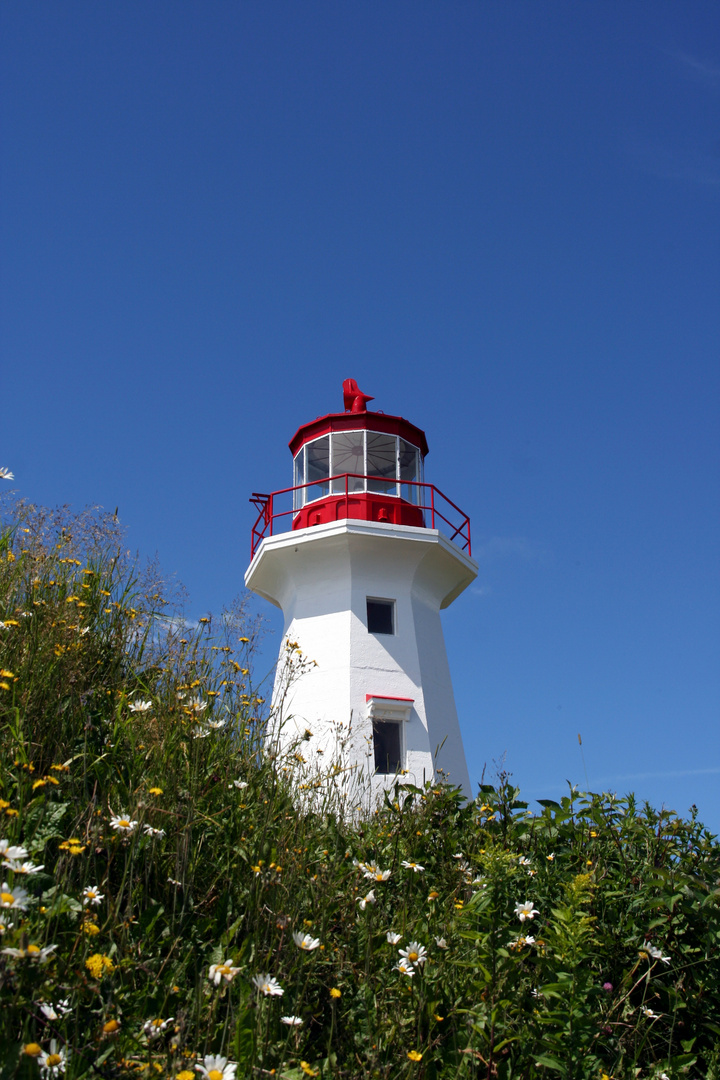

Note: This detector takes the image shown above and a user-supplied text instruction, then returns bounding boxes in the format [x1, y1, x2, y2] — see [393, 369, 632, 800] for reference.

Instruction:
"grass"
[1, 497, 720, 1079]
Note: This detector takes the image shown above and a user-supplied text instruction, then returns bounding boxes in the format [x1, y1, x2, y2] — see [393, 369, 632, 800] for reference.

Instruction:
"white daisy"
[195, 1055, 237, 1080]
[0, 841, 29, 860]
[639, 940, 670, 965]
[0, 468, 14, 481]
[280, 1015, 303, 1026]
[143, 1016, 174, 1038]
[356, 889, 376, 910]
[82, 886, 104, 907]
[40, 1000, 71, 1021]
[3, 943, 56, 961]
[399, 941, 427, 967]
[208, 959, 240, 985]
[252, 973, 284, 997]
[38, 1040, 67, 1076]
[401, 860, 425, 873]
[364, 867, 391, 882]
[514, 901, 539, 922]
[128, 699, 152, 713]
[232, 780, 248, 789]
[144, 826, 165, 838]
[0, 881, 29, 909]
[292, 931, 320, 951]
[435, 937, 448, 949]
[2, 859, 44, 874]
[396, 957, 415, 977]
[109, 814, 138, 834]
[386, 931, 402, 945]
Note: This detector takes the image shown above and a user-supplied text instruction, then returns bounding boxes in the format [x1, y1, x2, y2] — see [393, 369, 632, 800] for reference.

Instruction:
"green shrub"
[1, 500, 719, 1079]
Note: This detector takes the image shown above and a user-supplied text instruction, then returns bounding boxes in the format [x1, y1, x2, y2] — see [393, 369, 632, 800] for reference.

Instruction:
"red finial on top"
[342, 378, 374, 414]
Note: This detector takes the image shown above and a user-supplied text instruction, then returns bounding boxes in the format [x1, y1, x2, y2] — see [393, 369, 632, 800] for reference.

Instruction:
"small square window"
[373, 720, 402, 775]
[367, 598, 394, 635]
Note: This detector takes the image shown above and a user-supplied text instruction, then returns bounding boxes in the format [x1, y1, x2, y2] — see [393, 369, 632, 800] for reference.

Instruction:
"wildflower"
[83, 885, 104, 906]
[386, 931, 402, 945]
[508, 935, 535, 950]
[252, 973, 284, 996]
[128, 699, 152, 713]
[188, 697, 208, 713]
[401, 860, 425, 873]
[59, 838, 86, 855]
[143, 1016, 174, 1038]
[518, 856, 532, 867]
[427, 890, 439, 900]
[40, 1000, 71, 1021]
[514, 901, 540, 922]
[639, 940, 670, 965]
[356, 889, 376, 910]
[168, 877, 182, 887]
[281, 1015, 303, 1026]
[208, 959, 240, 985]
[435, 937, 448, 949]
[178, 1073, 195, 1080]
[144, 825, 165, 838]
[293, 931, 321, 951]
[148, 787, 163, 796]
[396, 958, 415, 977]
[641, 1006, 660, 1018]
[232, 780, 248, 789]
[82, 921, 100, 936]
[365, 867, 391, 882]
[408, 1050, 422, 1062]
[3, 943, 57, 961]
[0, 881, 29, 909]
[546, 853, 555, 861]
[24, 1043, 43, 1057]
[102, 1019, 120, 1034]
[2, 858, 44, 874]
[85, 953, 114, 978]
[603, 982, 613, 992]
[0, 841, 29, 860]
[195, 1057, 237, 1080]
[38, 1040, 67, 1076]
[399, 941, 427, 967]
[0, 468, 14, 480]
[109, 814, 138, 834]
[300, 1065, 319, 1078]
[330, 987, 341, 998]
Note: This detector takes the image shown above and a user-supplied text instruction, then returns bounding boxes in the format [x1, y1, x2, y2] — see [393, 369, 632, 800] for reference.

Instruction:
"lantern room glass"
[292, 431, 422, 508]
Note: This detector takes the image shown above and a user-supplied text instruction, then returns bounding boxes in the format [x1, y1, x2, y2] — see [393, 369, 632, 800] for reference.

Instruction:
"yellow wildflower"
[86, 953, 114, 978]
[408, 1050, 422, 1061]
[148, 787, 163, 796]
[330, 987, 341, 999]
[24, 1044, 42, 1057]
[300, 1064, 319, 1077]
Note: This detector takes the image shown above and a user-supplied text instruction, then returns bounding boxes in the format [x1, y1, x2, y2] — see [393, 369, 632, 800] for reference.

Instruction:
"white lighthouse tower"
[245, 380, 478, 804]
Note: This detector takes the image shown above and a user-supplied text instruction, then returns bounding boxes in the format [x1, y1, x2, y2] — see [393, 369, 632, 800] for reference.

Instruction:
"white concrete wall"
[245, 520, 477, 803]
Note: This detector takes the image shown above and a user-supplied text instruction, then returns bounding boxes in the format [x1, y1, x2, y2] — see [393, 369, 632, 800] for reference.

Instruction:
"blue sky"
[2, 3, 719, 828]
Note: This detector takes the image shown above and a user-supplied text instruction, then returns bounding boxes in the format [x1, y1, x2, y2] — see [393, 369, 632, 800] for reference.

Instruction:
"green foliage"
[1, 499, 720, 1078]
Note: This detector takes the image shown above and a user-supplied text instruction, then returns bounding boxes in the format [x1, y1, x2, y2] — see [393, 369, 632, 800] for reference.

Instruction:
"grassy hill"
[1, 500, 719, 1079]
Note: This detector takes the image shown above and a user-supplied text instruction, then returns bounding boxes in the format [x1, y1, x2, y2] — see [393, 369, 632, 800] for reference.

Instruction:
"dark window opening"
[367, 598, 394, 635]
[373, 720, 402, 775]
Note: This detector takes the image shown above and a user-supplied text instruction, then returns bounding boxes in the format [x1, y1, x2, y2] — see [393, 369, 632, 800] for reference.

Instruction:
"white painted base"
[245, 520, 478, 806]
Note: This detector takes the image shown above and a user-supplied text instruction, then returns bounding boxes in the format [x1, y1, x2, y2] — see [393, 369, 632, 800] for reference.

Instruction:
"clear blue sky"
[2, 3, 718, 828]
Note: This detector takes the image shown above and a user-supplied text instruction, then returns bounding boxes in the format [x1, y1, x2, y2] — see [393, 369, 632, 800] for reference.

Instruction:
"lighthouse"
[245, 380, 478, 805]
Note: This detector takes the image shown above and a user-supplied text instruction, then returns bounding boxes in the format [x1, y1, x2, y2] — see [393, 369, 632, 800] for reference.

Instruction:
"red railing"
[250, 474, 471, 559]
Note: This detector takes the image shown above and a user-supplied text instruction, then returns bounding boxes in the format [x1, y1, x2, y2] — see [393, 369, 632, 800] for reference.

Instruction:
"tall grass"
[1, 498, 720, 1079]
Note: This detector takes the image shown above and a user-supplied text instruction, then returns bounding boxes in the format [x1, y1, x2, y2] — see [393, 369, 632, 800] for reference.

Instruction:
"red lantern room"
[249, 379, 470, 558]
[288, 378, 428, 531]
